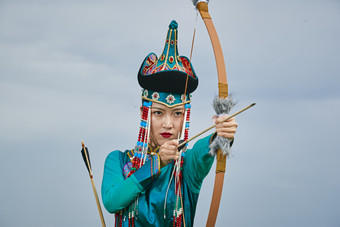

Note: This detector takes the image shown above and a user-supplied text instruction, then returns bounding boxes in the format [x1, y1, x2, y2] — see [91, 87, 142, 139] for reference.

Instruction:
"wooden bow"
[193, 1, 229, 226]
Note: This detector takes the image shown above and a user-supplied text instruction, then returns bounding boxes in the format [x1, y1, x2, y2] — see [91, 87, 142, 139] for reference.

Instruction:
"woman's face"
[148, 102, 185, 147]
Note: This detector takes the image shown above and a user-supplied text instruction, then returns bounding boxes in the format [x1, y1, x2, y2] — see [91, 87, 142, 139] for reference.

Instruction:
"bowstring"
[183, 9, 199, 97]
[180, 9, 199, 139]
[176, 9, 199, 227]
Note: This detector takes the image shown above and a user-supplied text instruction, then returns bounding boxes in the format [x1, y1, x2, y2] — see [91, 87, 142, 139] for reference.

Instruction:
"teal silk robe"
[101, 134, 215, 227]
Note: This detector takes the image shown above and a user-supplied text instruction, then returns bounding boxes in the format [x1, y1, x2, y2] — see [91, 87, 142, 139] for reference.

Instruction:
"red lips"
[161, 132, 173, 138]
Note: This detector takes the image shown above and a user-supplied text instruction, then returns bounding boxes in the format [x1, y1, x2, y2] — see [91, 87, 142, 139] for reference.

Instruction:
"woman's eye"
[174, 112, 182, 117]
[153, 111, 162, 116]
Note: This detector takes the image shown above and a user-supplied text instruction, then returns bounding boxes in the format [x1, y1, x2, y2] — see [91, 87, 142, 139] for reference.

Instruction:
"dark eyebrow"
[151, 107, 184, 112]
[151, 107, 165, 111]
[173, 108, 184, 112]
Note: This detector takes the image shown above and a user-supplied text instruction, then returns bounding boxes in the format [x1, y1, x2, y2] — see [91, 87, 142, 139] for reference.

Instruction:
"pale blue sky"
[0, 0, 339, 226]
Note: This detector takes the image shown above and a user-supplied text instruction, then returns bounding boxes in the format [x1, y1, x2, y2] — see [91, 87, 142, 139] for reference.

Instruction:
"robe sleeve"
[182, 134, 216, 194]
[101, 151, 161, 213]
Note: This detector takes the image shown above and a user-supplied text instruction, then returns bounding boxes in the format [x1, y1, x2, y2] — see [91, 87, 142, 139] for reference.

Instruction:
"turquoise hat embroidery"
[141, 89, 191, 107]
[138, 20, 199, 99]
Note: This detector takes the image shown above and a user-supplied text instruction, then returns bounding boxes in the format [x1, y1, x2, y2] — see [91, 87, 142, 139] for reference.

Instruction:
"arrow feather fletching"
[81, 147, 92, 174]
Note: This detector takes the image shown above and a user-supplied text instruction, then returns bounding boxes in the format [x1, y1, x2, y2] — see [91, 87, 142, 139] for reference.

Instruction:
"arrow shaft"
[81, 141, 106, 227]
[178, 103, 255, 148]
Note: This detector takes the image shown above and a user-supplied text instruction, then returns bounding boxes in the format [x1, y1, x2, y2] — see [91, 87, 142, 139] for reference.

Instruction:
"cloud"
[1, 0, 340, 226]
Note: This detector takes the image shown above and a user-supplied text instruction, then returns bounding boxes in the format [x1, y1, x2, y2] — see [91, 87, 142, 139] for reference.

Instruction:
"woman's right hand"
[158, 139, 179, 168]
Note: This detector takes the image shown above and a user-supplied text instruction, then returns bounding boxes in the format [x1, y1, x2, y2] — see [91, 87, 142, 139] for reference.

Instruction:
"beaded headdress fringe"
[163, 103, 191, 227]
[115, 101, 152, 227]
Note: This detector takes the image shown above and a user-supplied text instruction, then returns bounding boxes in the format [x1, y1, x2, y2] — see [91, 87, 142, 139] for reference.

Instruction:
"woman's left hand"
[213, 115, 238, 140]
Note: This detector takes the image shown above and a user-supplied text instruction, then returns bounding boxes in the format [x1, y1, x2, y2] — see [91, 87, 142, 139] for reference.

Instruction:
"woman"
[101, 20, 237, 227]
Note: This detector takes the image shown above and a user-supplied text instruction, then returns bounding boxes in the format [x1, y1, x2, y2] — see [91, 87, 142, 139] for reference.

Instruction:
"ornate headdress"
[138, 20, 198, 107]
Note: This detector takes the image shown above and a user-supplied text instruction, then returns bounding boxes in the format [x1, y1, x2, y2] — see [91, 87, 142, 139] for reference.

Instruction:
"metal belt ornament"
[192, 1, 229, 226]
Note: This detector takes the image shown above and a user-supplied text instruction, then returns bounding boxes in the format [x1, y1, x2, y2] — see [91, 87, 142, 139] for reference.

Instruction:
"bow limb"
[196, 1, 228, 98]
[195, 1, 228, 226]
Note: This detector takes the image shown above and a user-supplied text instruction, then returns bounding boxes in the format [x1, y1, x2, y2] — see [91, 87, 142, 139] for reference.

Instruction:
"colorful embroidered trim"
[142, 89, 191, 107]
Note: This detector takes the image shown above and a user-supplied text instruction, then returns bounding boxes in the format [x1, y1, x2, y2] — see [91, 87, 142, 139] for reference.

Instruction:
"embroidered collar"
[129, 145, 160, 159]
